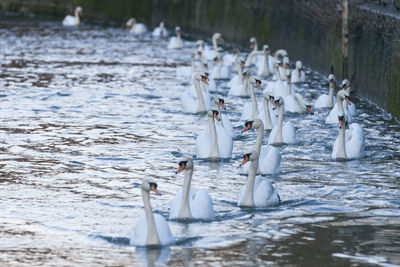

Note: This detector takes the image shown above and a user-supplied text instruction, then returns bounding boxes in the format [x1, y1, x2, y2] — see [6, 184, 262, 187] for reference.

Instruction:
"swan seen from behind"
[126, 18, 148, 36]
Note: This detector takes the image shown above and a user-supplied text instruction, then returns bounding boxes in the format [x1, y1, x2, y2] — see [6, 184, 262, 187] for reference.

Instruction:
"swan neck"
[263, 98, 272, 130]
[142, 189, 160, 245]
[328, 83, 334, 107]
[337, 91, 344, 116]
[240, 77, 249, 96]
[336, 126, 347, 159]
[249, 85, 259, 119]
[255, 124, 264, 154]
[212, 36, 219, 52]
[208, 115, 219, 158]
[274, 105, 284, 144]
[179, 168, 193, 218]
[273, 63, 281, 81]
[190, 52, 196, 72]
[195, 79, 206, 112]
[240, 158, 258, 207]
[263, 54, 270, 77]
[285, 81, 292, 97]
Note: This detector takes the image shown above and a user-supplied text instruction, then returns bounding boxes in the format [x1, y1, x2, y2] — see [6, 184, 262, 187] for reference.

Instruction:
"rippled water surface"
[1, 17, 400, 266]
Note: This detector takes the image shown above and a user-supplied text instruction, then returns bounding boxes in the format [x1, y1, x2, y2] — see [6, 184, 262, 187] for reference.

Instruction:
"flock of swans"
[63, 11, 366, 247]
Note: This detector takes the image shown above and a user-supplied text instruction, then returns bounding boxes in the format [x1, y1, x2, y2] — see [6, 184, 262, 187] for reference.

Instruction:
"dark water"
[0, 17, 399, 266]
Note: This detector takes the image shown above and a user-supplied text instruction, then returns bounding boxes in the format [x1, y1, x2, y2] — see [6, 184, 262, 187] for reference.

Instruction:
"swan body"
[268, 97, 297, 145]
[62, 6, 82, 26]
[238, 151, 280, 207]
[196, 109, 233, 159]
[315, 74, 336, 109]
[170, 158, 215, 220]
[131, 180, 174, 246]
[168, 26, 182, 49]
[283, 72, 314, 114]
[181, 72, 211, 113]
[242, 119, 281, 175]
[152, 22, 169, 38]
[126, 18, 148, 36]
[291, 61, 306, 83]
[256, 45, 274, 78]
[228, 58, 246, 96]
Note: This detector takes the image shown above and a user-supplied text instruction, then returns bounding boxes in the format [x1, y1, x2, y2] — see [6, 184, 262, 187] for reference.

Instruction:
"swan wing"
[154, 213, 175, 245]
[283, 122, 297, 144]
[253, 177, 280, 207]
[62, 15, 77, 26]
[216, 124, 233, 158]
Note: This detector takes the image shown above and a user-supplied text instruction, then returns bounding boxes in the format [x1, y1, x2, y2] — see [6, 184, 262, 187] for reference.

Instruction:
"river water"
[0, 17, 399, 266]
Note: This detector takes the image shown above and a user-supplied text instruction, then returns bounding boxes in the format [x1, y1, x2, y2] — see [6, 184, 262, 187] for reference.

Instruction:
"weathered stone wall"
[1, 0, 399, 118]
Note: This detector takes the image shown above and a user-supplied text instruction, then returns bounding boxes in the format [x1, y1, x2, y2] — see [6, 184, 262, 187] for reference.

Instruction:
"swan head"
[296, 61, 302, 70]
[240, 151, 259, 166]
[328, 74, 335, 83]
[213, 95, 226, 110]
[338, 114, 349, 129]
[283, 57, 290, 68]
[213, 33, 223, 41]
[200, 72, 209, 85]
[341, 79, 350, 89]
[242, 119, 262, 133]
[75, 6, 83, 16]
[273, 97, 284, 110]
[208, 109, 220, 121]
[242, 69, 249, 81]
[249, 37, 257, 49]
[175, 26, 181, 32]
[213, 54, 222, 64]
[264, 91, 275, 104]
[249, 76, 262, 88]
[305, 105, 314, 115]
[142, 180, 160, 195]
[176, 157, 193, 174]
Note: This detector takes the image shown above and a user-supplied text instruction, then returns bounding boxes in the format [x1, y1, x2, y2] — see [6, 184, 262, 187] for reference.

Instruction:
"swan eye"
[212, 110, 219, 116]
[255, 79, 261, 84]
[245, 121, 253, 128]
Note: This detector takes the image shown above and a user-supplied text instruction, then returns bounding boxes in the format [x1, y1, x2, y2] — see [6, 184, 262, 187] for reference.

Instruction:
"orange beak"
[345, 97, 351, 105]
[202, 78, 209, 85]
[220, 102, 226, 110]
[241, 124, 251, 133]
[214, 113, 220, 121]
[306, 106, 314, 115]
[176, 164, 185, 174]
[240, 156, 249, 166]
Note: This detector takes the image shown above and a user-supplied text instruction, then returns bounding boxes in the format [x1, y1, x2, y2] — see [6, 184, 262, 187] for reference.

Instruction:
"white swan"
[167, 26, 182, 49]
[152, 22, 169, 38]
[291, 61, 306, 83]
[256, 45, 274, 78]
[213, 95, 234, 137]
[126, 18, 148, 36]
[268, 97, 297, 145]
[170, 158, 215, 220]
[331, 92, 365, 160]
[325, 79, 355, 124]
[204, 33, 223, 61]
[240, 76, 263, 121]
[196, 109, 233, 159]
[284, 71, 314, 114]
[242, 119, 281, 174]
[181, 72, 211, 113]
[266, 49, 287, 97]
[62, 6, 82, 27]
[314, 74, 336, 109]
[131, 180, 174, 246]
[250, 37, 259, 52]
[238, 151, 280, 207]
[211, 54, 230, 79]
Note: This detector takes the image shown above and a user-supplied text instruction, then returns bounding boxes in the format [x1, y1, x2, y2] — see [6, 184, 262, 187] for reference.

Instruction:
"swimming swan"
[168, 26, 182, 49]
[315, 74, 336, 109]
[238, 151, 280, 207]
[242, 119, 281, 174]
[62, 6, 82, 26]
[268, 97, 297, 145]
[170, 158, 215, 220]
[126, 18, 148, 36]
[131, 180, 174, 246]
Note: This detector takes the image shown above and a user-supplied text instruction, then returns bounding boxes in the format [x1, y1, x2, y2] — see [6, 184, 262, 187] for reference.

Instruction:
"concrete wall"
[1, 0, 399, 118]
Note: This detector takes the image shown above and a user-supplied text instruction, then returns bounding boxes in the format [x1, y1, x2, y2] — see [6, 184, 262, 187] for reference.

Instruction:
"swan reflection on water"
[134, 246, 171, 267]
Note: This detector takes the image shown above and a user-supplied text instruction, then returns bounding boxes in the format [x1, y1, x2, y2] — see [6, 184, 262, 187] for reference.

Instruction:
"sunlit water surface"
[0, 17, 399, 266]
